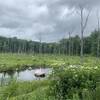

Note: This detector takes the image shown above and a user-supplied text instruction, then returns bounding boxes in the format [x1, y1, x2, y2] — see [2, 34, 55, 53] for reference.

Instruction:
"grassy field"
[0, 53, 100, 100]
[0, 53, 100, 72]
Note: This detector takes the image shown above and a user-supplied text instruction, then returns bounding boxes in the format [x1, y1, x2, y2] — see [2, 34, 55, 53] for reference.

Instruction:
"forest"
[0, 30, 100, 56]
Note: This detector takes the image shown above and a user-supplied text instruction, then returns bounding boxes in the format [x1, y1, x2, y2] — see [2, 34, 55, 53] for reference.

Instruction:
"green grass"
[0, 80, 100, 100]
[0, 53, 100, 72]
[0, 53, 100, 100]
[0, 80, 50, 100]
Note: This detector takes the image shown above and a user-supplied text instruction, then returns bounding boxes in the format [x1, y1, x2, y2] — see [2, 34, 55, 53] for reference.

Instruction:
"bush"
[48, 66, 100, 100]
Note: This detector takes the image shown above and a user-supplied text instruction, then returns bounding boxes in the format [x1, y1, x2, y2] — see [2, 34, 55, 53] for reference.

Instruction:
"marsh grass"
[0, 54, 100, 100]
[0, 53, 100, 72]
[0, 79, 50, 100]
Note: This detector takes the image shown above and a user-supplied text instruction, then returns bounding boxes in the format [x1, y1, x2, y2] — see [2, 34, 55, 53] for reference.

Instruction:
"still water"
[0, 68, 52, 85]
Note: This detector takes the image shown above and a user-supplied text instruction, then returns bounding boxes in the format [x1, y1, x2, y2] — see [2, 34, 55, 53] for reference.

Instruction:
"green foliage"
[96, 86, 100, 100]
[0, 54, 100, 100]
[48, 66, 100, 100]
[0, 65, 100, 100]
[0, 30, 100, 56]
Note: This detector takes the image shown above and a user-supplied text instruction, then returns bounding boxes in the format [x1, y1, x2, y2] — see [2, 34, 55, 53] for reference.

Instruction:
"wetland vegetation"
[0, 0, 100, 99]
[0, 53, 100, 100]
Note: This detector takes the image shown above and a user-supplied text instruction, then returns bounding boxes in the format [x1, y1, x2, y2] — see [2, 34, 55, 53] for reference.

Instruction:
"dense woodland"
[0, 30, 100, 56]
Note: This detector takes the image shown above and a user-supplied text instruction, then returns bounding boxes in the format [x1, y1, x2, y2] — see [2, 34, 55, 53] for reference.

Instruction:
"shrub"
[48, 66, 100, 100]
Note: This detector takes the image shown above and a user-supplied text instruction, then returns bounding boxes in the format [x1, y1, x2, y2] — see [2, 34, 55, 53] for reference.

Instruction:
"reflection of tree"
[0, 72, 6, 86]
[17, 70, 20, 77]
[7, 70, 15, 84]
[1, 74, 4, 86]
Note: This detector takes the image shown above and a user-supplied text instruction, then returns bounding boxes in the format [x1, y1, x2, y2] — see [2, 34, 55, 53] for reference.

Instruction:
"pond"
[0, 68, 52, 86]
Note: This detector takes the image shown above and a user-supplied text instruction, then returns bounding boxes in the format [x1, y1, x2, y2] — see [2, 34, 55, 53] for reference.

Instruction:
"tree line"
[0, 30, 99, 56]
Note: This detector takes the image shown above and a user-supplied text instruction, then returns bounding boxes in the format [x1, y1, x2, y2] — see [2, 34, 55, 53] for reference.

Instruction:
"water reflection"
[0, 68, 52, 85]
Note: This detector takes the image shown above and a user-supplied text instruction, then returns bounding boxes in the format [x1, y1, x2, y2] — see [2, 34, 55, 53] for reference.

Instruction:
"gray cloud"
[0, 0, 99, 42]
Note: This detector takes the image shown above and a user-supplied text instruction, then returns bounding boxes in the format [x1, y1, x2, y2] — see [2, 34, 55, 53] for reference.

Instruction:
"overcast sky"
[0, 0, 100, 42]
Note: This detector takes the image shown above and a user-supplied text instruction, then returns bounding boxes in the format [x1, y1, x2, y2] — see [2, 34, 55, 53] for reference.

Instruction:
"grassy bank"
[0, 53, 100, 72]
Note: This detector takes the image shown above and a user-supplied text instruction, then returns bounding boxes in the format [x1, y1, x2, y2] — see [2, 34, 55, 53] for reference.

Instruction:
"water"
[0, 68, 52, 85]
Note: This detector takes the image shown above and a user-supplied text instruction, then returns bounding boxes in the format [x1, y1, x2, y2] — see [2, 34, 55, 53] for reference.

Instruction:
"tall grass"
[0, 80, 49, 100]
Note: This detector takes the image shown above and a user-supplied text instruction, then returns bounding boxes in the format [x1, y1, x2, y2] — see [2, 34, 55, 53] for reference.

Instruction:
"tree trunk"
[80, 8, 84, 63]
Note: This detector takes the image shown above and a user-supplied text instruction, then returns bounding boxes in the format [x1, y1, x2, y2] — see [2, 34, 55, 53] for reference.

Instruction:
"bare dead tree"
[96, 9, 100, 58]
[68, 28, 75, 56]
[68, 31, 74, 56]
[36, 33, 42, 54]
[68, 32, 71, 56]
[77, 6, 91, 63]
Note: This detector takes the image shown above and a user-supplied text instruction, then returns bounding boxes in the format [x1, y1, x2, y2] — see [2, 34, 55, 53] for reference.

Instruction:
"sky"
[0, 0, 100, 42]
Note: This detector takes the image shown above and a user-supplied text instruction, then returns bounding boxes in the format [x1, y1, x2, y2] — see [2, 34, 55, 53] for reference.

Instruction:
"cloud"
[0, 0, 99, 42]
